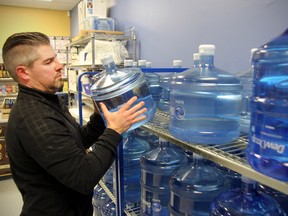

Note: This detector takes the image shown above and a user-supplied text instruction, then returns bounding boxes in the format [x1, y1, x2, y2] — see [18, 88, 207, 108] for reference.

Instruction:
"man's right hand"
[99, 96, 147, 135]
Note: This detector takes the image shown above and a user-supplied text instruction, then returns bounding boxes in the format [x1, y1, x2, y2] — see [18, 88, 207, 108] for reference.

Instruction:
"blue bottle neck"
[242, 180, 258, 196]
[199, 55, 215, 67]
[103, 61, 118, 74]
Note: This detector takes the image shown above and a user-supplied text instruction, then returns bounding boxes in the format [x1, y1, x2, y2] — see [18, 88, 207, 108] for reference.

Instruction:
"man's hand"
[99, 96, 147, 134]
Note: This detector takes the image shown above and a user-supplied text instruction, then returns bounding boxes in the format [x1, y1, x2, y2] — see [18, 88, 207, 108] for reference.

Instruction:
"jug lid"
[91, 62, 144, 99]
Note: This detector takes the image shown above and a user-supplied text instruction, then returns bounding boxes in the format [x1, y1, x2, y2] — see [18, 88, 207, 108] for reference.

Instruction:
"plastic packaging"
[246, 28, 288, 181]
[140, 138, 187, 215]
[169, 152, 226, 216]
[210, 175, 286, 215]
[91, 54, 156, 131]
[169, 44, 242, 144]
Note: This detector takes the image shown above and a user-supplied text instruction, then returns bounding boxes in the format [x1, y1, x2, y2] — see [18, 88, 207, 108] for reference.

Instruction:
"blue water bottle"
[140, 138, 187, 215]
[210, 175, 286, 215]
[169, 151, 226, 216]
[92, 184, 109, 216]
[213, 163, 242, 190]
[247, 28, 288, 181]
[170, 44, 242, 144]
[258, 184, 288, 213]
[123, 130, 150, 207]
[237, 48, 257, 134]
[101, 199, 116, 216]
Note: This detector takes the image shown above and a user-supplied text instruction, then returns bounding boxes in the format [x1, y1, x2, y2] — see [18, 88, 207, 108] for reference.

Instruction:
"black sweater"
[6, 85, 122, 216]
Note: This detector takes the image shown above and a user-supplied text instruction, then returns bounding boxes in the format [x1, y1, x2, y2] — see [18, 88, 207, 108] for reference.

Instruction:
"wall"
[71, 0, 288, 73]
[108, 0, 288, 73]
[0, 6, 70, 48]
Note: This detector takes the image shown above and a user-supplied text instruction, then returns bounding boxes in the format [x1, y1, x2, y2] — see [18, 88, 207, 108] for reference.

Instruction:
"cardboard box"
[0, 139, 10, 176]
[1, 97, 16, 119]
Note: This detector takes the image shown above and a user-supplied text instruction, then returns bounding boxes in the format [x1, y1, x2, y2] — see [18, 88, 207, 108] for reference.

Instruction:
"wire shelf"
[140, 110, 288, 195]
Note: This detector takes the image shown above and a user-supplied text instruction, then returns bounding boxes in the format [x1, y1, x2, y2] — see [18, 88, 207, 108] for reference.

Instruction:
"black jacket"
[6, 85, 122, 216]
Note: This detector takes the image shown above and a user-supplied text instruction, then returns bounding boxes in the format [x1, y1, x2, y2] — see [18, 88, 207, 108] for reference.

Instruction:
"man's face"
[27, 45, 64, 94]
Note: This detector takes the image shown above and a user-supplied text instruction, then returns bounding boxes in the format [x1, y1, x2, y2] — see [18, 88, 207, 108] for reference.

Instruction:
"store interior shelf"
[66, 32, 131, 48]
[140, 110, 288, 195]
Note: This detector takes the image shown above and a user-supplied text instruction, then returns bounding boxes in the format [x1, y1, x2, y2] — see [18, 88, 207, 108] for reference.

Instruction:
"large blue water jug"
[247, 28, 288, 181]
[214, 163, 242, 190]
[92, 184, 109, 216]
[91, 54, 156, 131]
[237, 48, 257, 135]
[101, 199, 116, 216]
[169, 44, 242, 144]
[210, 175, 286, 215]
[140, 138, 187, 215]
[122, 130, 150, 207]
[169, 152, 226, 216]
[258, 184, 288, 213]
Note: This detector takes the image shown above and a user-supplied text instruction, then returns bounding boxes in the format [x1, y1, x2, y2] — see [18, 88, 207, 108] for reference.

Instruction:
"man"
[2, 32, 147, 216]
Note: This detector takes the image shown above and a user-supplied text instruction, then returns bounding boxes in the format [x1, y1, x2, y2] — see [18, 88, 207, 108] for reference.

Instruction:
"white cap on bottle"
[199, 44, 215, 56]
[193, 53, 200, 61]
[146, 61, 152, 68]
[138, 60, 147, 67]
[173, 60, 182, 68]
[124, 59, 133, 67]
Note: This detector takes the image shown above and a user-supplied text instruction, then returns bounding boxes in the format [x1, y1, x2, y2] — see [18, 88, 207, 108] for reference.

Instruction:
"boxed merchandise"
[0, 138, 10, 177]
[85, 16, 115, 31]
[78, 0, 107, 31]
[1, 97, 16, 119]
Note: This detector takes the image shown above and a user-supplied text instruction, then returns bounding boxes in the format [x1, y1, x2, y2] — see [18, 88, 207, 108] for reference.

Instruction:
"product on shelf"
[169, 44, 242, 144]
[90, 54, 156, 131]
[169, 151, 226, 216]
[210, 175, 286, 215]
[246, 28, 288, 182]
[122, 131, 150, 208]
[140, 138, 187, 215]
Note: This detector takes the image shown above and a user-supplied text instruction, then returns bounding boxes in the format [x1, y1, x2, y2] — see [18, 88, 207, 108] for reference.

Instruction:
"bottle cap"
[199, 44, 215, 56]
[101, 54, 114, 65]
[173, 60, 182, 67]
[193, 53, 200, 61]
[124, 59, 133, 67]
[146, 61, 152, 68]
[138, 60, 147, 67]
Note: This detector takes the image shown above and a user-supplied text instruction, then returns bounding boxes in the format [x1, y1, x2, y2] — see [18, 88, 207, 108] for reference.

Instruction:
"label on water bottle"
[250, 126, 286, 154]
[174, 100, 185, 120]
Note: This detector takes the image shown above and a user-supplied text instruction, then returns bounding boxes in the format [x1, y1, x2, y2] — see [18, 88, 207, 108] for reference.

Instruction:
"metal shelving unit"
[140, 111, 288, 195]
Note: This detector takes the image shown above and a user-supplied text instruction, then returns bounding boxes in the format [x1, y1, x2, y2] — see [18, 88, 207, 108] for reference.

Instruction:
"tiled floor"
[0, 176, 22, 216]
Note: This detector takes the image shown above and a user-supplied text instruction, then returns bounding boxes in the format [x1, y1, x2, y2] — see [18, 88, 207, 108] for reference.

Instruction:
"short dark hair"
[2, 32, 51, 81]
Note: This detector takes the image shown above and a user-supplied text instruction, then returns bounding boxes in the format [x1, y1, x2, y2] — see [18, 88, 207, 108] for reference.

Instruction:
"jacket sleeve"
[17, 111, 122, 194]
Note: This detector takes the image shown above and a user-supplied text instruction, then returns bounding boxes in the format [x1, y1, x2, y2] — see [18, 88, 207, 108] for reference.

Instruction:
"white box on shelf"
[84, 0, 107, 18]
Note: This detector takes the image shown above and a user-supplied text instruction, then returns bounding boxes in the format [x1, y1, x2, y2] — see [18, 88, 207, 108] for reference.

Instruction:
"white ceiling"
[0, 0, 81, 11]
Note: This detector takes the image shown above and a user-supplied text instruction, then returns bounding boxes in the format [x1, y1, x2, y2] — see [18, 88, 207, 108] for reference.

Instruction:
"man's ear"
[15, 65, 30, 82]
